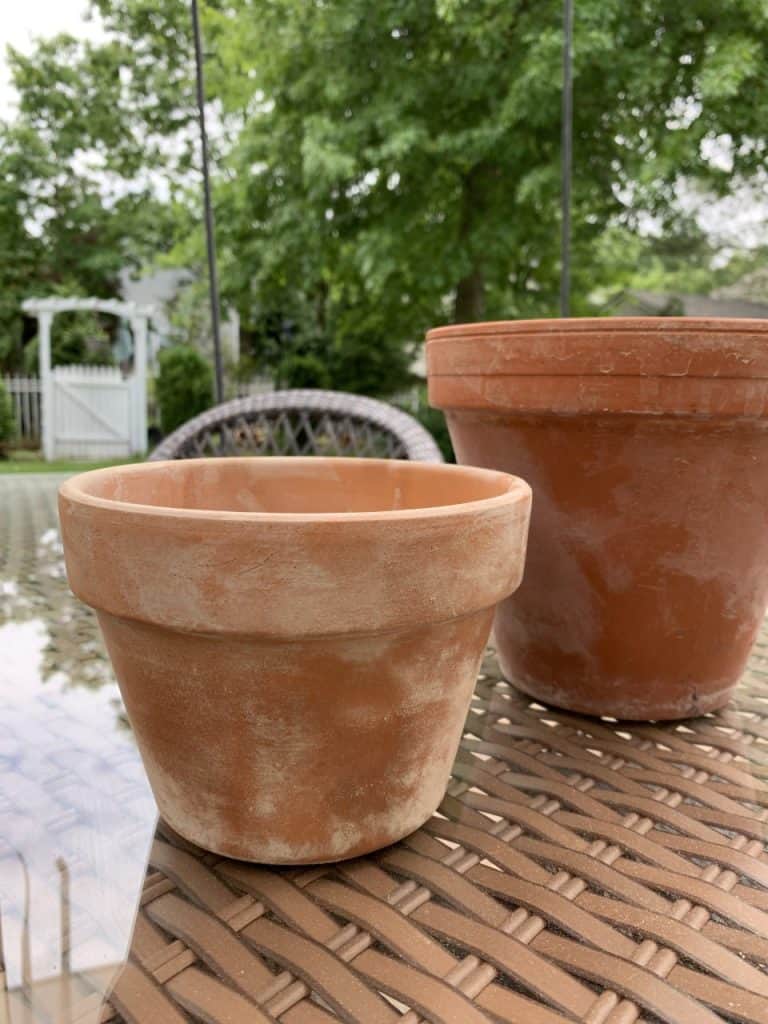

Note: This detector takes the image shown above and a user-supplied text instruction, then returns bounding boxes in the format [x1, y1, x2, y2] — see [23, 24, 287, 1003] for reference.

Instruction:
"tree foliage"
[0, 115, 173, 371]
[23, 306, 114, 373]
[0, 12, 179, 372]
[205, 0, 768, 333]
[2, 0, 767, 389]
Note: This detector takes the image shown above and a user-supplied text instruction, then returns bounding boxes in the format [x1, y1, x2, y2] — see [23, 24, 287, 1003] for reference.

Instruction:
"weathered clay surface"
[58, 457, 531, 862]
[428, 317, 768, 720]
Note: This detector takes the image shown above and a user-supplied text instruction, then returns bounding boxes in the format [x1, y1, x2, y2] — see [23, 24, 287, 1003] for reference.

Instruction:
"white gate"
[51, 365, 134, 459]
[21, 296, 153, 461]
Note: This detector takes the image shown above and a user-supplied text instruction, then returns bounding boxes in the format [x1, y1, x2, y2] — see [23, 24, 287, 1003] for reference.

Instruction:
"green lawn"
[0, 450, 144, 474]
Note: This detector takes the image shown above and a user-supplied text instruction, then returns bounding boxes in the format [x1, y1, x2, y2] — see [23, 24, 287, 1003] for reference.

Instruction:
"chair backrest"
[149, 388, 444, 463]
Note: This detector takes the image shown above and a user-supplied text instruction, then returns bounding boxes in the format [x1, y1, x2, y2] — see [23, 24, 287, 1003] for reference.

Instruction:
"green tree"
[0, 118, 173, 371]
[0, 16, 179, 372]
[0, 126, 46, 370]
[205, 0, 767, 336]
[589, 219, 768, 313]
[5, 0, 767, 387]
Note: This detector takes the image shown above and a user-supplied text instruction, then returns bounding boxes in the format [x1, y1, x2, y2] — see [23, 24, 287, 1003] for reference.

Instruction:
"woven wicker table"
[2, 474, 768, 1024]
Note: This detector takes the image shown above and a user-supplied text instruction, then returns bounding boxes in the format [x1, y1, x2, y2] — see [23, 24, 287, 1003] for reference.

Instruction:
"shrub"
[326, 306, 414, 398]
[156, 345, 214, 436]
[276, 353, 332, 390]
[0, 380, 16, 457]
[243, 299, 415, 400]
[398, 386, 455, 463]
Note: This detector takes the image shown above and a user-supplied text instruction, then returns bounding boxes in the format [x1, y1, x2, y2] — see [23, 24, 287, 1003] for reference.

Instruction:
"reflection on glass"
[1, 475, 156, 1022]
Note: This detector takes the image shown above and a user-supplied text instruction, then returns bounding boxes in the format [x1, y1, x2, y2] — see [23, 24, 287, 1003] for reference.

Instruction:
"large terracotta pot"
[428, 317, 768, 720]
[59, 457, 531, 862]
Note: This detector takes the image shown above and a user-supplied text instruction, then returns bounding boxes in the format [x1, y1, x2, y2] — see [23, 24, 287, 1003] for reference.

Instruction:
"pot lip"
[59, 456, 530, 524]
[427, 316, 768, 342]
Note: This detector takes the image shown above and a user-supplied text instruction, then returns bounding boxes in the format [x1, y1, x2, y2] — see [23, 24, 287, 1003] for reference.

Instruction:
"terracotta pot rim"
[61, 455, 528, 524]
[60, 455, 531, 638]
[427, 317, 768, 414]
[427, 316, 768, 341]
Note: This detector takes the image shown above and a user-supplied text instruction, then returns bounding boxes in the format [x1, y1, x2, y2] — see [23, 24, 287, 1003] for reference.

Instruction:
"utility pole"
[191, 0, 224, 403]
[560, 0, 574, 318]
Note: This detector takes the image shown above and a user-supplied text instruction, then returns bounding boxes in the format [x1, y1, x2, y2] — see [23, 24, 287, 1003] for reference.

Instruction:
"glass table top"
[2, 472, 768, 1024]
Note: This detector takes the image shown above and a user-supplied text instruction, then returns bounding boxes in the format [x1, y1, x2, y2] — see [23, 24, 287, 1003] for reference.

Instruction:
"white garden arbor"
[22, 296, 153, 460]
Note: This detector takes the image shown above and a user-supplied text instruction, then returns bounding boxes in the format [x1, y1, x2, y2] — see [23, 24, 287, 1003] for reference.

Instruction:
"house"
[119, 267, 240, 367]
[605, 288, 768, 320]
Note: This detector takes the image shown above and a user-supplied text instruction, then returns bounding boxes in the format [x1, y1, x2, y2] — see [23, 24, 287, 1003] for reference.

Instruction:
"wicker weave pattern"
[149, 390, 444, 463]
[3, 477, 768, 1024]
[66, 641, 768, 1024]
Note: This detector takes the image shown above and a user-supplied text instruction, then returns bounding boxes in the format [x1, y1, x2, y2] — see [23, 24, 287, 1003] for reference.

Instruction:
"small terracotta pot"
[428, 317, 768, 720]
[59, 457, 530, 862]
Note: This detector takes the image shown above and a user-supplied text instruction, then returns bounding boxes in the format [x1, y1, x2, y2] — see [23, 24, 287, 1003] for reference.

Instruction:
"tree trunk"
[453, 164, 487, 322]
[314, 279, 329, 334]
[454, 267, 485, 322]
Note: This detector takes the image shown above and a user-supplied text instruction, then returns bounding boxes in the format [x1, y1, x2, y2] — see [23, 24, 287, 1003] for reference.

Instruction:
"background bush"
[398, 387, 455, 463]
[276, 352, 332, 390]
[0, 380, 17, 456]
[156, 344, 213, 436]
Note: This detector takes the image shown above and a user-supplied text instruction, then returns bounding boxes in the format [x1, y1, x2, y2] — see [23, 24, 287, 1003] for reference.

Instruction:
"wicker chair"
[149, 389, 444, 463]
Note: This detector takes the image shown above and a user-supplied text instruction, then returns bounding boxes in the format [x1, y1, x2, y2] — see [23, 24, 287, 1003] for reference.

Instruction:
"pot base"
[159, 803, 440, 866]
[498, 653, 736, 721]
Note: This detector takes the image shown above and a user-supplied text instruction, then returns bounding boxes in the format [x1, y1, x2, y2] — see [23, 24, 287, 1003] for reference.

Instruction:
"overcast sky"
[0, 0, 103, 116]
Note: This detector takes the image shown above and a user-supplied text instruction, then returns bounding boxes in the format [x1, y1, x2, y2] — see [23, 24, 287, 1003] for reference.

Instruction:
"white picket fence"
[4, 372, 275, 451]
[3, 375, 42, 444]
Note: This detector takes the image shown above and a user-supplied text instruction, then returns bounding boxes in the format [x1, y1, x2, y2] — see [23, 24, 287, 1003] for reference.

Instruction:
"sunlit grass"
[0, 450, 144, 474]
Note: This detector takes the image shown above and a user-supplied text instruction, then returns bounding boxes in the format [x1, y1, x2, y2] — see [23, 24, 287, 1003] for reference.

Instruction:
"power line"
[191, 0, 224, 403]
[560, 0, 573, 317]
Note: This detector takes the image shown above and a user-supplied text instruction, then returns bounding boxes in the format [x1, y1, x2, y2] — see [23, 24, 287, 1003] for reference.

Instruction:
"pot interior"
[73, 457, 515, 515]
